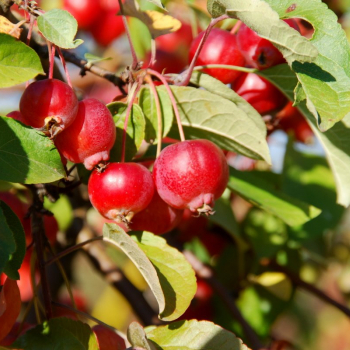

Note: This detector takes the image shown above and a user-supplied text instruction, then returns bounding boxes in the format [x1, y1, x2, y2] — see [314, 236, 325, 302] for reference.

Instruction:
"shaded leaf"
[13, 318, 99, 350]
[1, 201, 26, 280]
[0, 117, 65, 184]
[138, 87, 174, 144]
[107, 102, 146, 162]
[131, 231, 196, 321]
[228, 167, 321, 226]
[164, 86, 271, 163]
[260, 64, 350, 207]
[37, 9, 83, 49]
[84, 53, 112, 67]
[0, 34, 43, 88]
[145, 320, 249, 350]
[265, 0, 350, 131]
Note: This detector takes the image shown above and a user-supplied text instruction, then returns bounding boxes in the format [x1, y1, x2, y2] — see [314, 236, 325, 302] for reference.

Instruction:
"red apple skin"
[145, 50, 187, 74]
[6, 111, 30, 126]
[189, 28, 246, 84]
[237, 19, 300, 70]
[276, 101, 314, 143]
[232, 73, 287, 115]
[63, 0, 102, 29]
[92, 325, 126, 350]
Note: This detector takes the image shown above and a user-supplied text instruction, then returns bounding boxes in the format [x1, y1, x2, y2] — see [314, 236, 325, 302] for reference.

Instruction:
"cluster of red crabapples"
[88, 139, 229, 235]
[186, 18, 313, 143]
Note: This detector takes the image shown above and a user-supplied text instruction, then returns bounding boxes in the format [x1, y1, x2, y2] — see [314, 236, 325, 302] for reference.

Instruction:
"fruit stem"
[145, 75, 163, 157]
[57, 46, 73, 88]
[148, 68, 186, 142]
[230, 20, 242, 35]
[48, 41, 55, 80]
[175, 14, 229, 87]
[193, 64, 257, 73]
[121, 80, 144, 162]
[149, 38, 157, 67]
[118, 0, 139, 71]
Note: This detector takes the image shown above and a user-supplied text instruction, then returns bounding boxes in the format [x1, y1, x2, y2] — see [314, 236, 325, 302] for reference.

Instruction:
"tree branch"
[265, 260, 350, 319]
[183, 250, 264, 350]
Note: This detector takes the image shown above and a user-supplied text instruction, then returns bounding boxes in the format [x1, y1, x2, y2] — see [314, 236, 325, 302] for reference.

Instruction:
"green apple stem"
[148, 69, 185, 142]
[175, 14, 230, 87]
[57, 46, 73, 88]
[146, 75, 163, 157]
[193, 64, 257, 73]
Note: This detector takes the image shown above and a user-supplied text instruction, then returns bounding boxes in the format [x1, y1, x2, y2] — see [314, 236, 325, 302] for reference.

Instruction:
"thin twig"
[265, 260, 350, 319]
[230, 20, 242, 35]
[45, 236, 103, 266]
[184, 250, 264, 350]
[145, 75, 162, 157]
[148, 69, 185, 142]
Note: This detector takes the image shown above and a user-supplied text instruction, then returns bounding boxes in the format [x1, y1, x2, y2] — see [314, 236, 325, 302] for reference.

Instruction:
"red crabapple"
[19, 79, 78, 136]
[55, 98, 116, 170]
[188, 28, 245, 84]
[88, 163, 155, 224]
[153, 139, 229, 215]
[232, 73, 287, 115]
[129, 190, 183, 234]
[237, 19, 300, 70]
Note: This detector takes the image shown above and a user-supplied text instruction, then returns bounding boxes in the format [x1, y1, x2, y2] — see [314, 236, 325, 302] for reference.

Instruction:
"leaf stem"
[193, 64, 257, 73]
[48, 41, 55, 80]
[45, 236, 103, 266]
[175, 14, 230, 87]
[148, 69, 185, 142]
[145, 75, 162, 157]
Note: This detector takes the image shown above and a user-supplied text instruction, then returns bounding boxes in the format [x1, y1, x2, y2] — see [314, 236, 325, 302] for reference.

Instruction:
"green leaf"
[145, 320, 250, 350]
[44, 195, 73, 232]
[0, 117, 65, 184]
[260, 64, 350, 207]
[0, 204, 16, 277]
[127, 322, 154, 350]
[264, 0, 350, 131]
[0, 34, 44, 88]
[243, 208, 288, 259]
[12, 317, 99, 350]
[103, 224, 166, 319]
[228, 167, 322, 226]
[1, 201, 26, 279]
[129, 17, 152, 58]
[207, 0, 318, 65]
[107, 102, 146, 162]
[282, 140, 344, 241]
[145, 0, 165, 10]
[138, 87, 174, 144]
[189, 72, 267, 139]
[130, 231, 197, 321]
[163, 86, 271, 163]
[37, 9, 83, 49]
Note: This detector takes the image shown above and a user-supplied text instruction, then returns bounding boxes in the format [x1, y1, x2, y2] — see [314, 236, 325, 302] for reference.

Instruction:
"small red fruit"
[189, 28, 245, 84]
[130, 190, 183, 235]
[6, 111, 29, 126]
[55, 98, 116, 170]
[63, 0, 102, 30]
[146, 50, 187, 74]
[88, 163, 155, 224]
[232, 73, 287, 115]
[237, 19, 300, 70]
[153, 140, 229, 215]
[19, 79, 78, 136]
